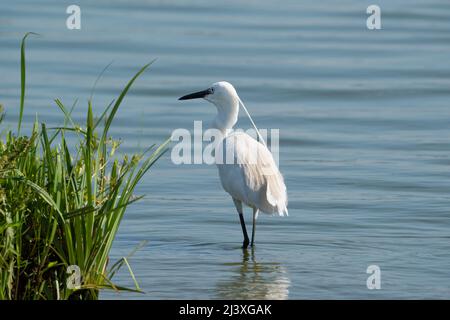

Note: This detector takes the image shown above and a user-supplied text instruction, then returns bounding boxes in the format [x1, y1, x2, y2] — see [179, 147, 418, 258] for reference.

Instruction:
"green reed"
[0, 33, 169, 300]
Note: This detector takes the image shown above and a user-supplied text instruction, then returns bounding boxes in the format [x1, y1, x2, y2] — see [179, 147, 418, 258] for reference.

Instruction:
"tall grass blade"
[18, 32, 38, 135]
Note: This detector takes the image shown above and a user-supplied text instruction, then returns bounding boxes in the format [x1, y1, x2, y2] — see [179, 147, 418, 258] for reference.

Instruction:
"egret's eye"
[209, 87, 215, 94]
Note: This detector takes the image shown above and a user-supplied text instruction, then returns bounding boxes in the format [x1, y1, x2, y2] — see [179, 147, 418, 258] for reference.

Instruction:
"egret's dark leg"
[233, 199, 249, 249]
[239, 213, 250, 249]
[251, 208, 258, 247]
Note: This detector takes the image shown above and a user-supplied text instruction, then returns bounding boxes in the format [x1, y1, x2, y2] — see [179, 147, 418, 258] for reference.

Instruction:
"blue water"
[1, 0, 450, 299]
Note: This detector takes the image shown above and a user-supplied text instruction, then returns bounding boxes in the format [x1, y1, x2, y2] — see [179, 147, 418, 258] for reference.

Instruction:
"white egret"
[179, 81, 288, 248]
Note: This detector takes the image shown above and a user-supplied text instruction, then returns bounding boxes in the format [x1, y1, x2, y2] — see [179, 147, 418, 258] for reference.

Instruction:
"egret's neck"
[211, 100, 239, 133]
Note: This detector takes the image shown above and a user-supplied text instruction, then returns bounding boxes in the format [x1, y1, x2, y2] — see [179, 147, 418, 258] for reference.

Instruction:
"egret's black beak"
[178, 88, 212, 100]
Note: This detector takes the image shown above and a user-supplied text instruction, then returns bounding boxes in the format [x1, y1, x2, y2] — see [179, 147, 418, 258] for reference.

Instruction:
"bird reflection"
[216, 248, 290, 300]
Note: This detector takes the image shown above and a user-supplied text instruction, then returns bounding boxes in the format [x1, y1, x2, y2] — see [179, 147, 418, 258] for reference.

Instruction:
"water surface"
[1, 0, 450, 299]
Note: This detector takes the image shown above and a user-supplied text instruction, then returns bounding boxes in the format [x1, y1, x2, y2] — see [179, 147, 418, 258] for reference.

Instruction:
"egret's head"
[178, 81, 239, 109]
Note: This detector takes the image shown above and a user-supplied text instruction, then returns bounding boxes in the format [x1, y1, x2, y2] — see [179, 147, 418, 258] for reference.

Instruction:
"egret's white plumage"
[179, 81, 288, 248]
[217, 131, 288, 217]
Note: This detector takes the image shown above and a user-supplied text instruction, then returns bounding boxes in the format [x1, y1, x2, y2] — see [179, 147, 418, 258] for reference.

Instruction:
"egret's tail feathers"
[266, 176, 288, 217]
[280, 207, 289, 217]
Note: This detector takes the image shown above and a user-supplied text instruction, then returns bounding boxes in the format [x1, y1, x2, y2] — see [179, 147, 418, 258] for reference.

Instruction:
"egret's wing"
[219, 132, 288, 215]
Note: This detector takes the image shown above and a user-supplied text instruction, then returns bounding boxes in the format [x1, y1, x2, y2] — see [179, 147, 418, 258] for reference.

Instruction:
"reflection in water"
[216, 249, 290, 300]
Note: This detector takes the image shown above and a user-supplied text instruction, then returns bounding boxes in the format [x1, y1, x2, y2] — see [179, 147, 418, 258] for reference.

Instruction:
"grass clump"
[0, 33, 168, 299]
